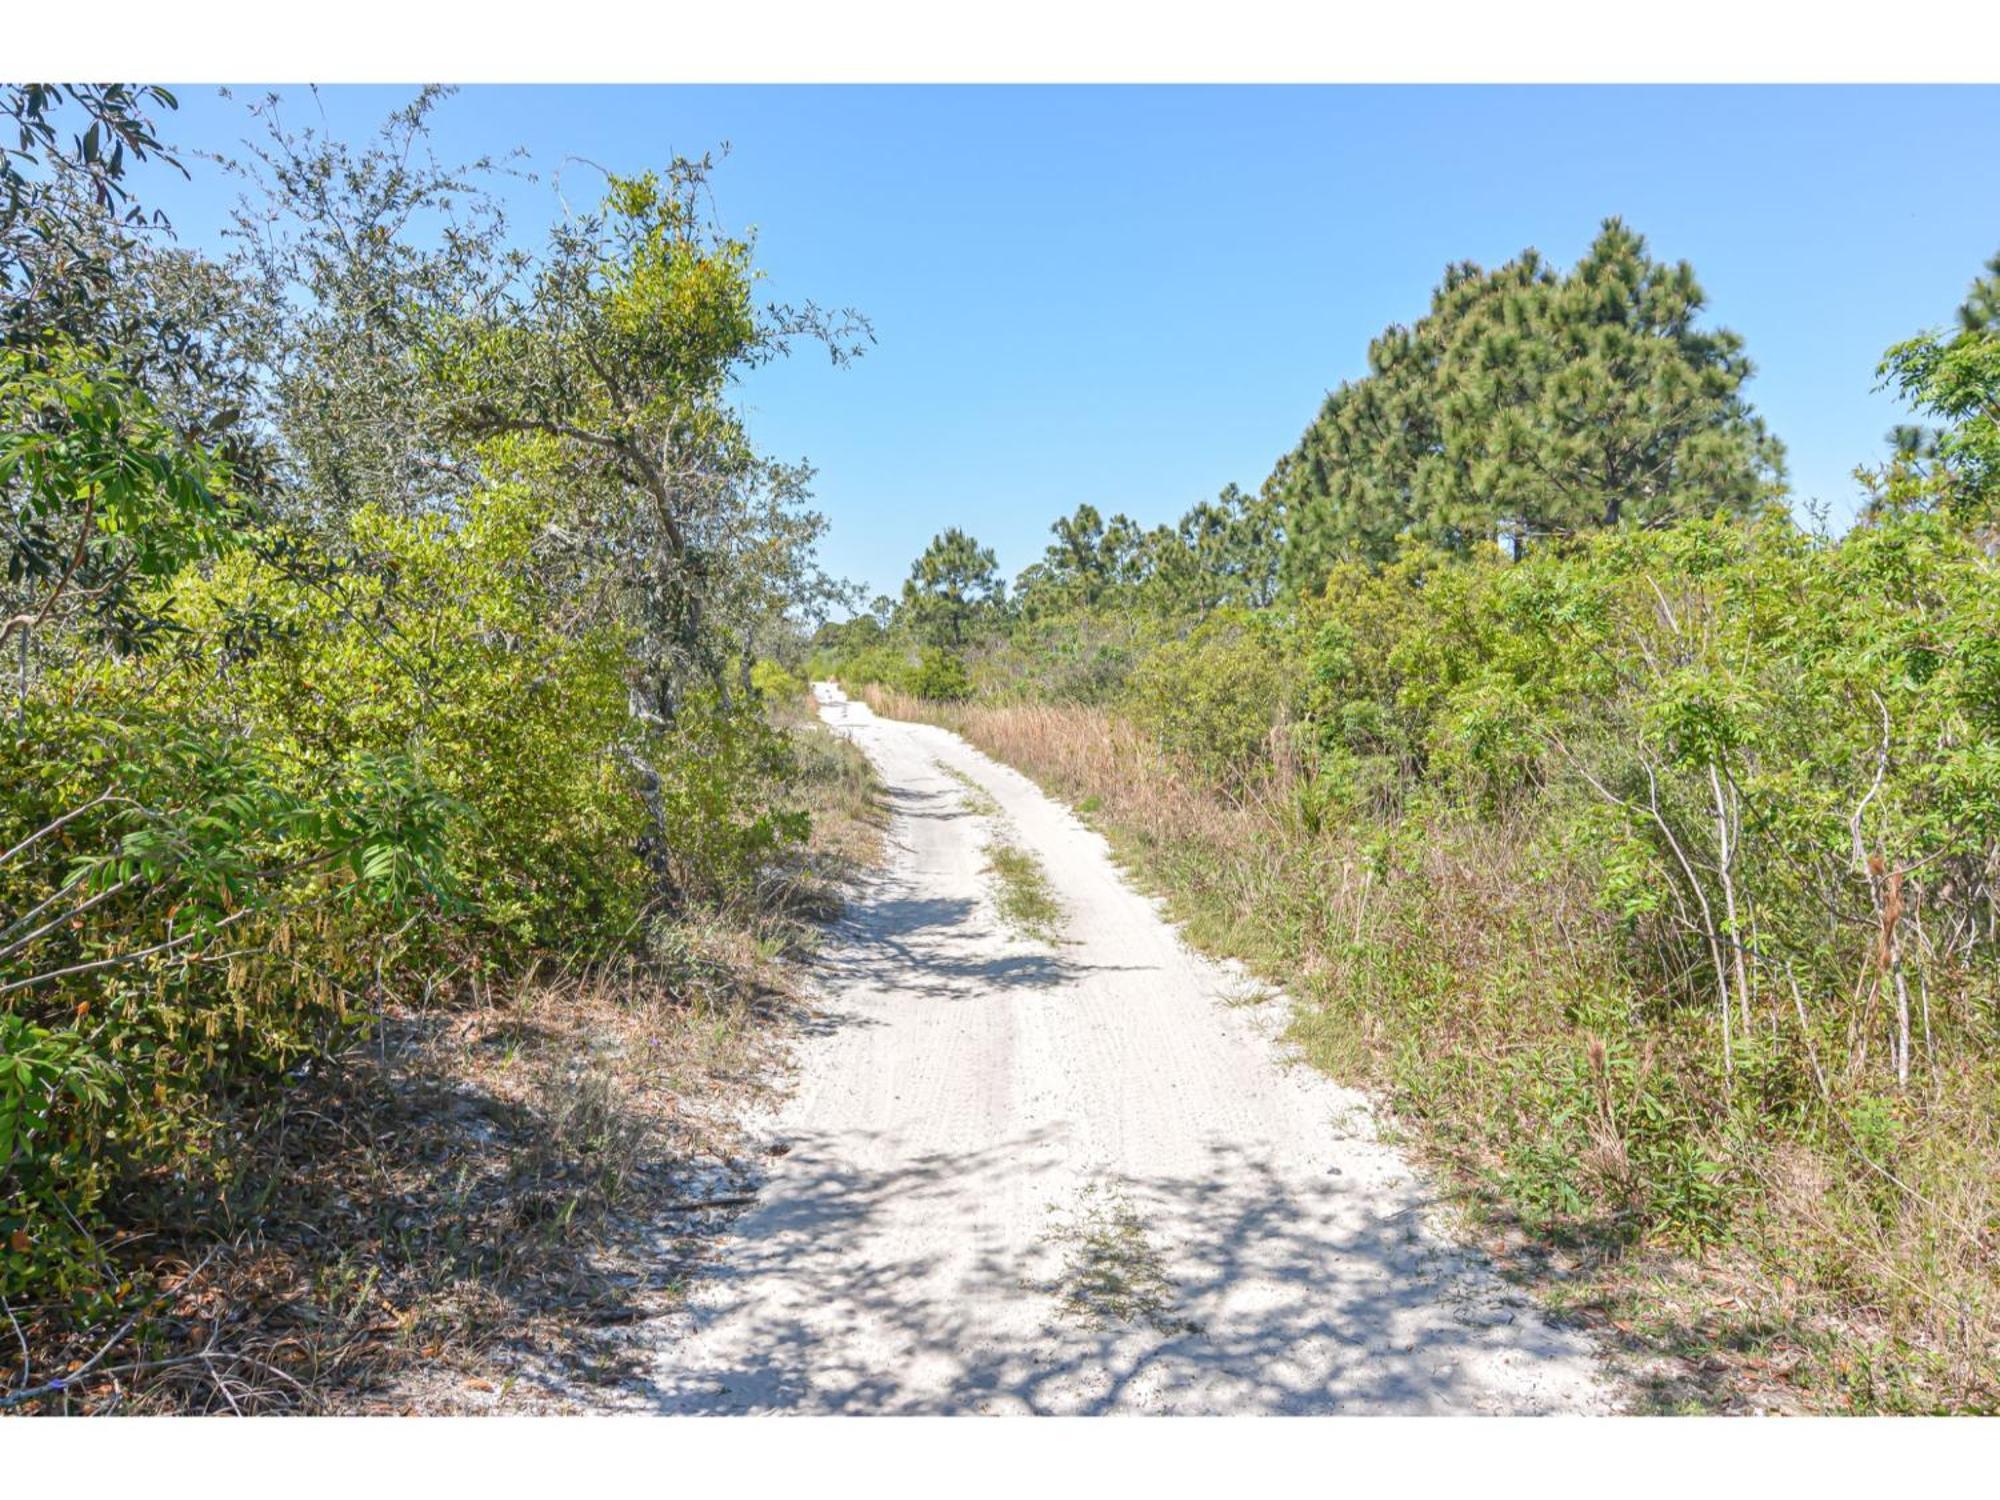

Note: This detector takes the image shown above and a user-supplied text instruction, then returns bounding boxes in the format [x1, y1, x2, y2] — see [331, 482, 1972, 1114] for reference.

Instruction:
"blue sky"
[146, 85, 2000, 602]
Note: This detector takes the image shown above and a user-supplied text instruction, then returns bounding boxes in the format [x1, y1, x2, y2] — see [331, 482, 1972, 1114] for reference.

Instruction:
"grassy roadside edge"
[855, 683, 2000, 1415]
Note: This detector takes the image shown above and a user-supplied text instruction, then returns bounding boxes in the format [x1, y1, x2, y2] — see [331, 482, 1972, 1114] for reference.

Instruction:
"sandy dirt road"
[652, 684, 1612, 1414]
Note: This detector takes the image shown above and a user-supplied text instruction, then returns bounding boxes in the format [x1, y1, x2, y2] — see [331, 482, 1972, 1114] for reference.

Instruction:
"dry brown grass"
[864, 688, 1247, 856]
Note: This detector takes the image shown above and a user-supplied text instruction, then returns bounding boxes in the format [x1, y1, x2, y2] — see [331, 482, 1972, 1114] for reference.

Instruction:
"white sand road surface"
[650, 683, 1614, 1414]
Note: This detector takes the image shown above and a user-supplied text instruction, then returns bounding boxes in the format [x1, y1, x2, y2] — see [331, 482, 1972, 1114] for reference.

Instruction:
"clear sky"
[143, 84, 2000, 603]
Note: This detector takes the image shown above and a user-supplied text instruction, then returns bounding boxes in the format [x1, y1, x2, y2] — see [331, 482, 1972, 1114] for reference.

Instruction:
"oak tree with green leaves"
[430, 160, 865, 716]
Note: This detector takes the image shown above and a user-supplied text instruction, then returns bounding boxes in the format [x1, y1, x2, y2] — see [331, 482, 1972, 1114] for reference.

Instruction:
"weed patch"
[982, 839, 1065, 945]
[1041, 1185, 1192, 1335]
[934, 759, 999, 817]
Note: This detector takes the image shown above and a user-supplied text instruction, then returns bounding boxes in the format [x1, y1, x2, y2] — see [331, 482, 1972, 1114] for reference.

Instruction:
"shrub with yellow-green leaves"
[4, 485, 645, 1305]
[1124, 608, 1291, 789]
[148, 490, 649, 956]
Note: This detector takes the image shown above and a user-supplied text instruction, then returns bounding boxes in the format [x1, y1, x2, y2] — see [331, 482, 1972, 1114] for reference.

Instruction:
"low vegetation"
[1040, 1183, 1185, 1334]
[934, 759, 998, 818]
[981, 838, 1065, 946]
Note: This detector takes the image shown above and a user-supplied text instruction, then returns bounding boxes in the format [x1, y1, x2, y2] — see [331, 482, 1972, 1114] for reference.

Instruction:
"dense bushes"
[0, 480, 822, 1306]
[812, 639, 976, 703]
[1072, 505, 2000, 1123]
[750, 657, 806, 705]
[1146, 510, 2000, 1204]
[1287, 511, 2000, 1095]
[1124, 610, 1289, 788]
[161, 496, 649, 950]
[907, 646, 973, 702]
[0, 698, 457, 1303]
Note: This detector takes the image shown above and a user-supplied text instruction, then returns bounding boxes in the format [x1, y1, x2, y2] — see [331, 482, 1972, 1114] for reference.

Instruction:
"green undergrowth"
[1040, 1183, 1189, 1335]
[934, 759, 999, 817]
[981, 839, 1065, 946]
[871, 685, 2000, 1415]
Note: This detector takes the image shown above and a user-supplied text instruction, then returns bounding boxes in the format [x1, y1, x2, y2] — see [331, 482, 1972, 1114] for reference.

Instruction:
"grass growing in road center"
[982, 838, 1065, 944]
[934, 758, 999, 817]
[1042, 1184, 1191, 1335]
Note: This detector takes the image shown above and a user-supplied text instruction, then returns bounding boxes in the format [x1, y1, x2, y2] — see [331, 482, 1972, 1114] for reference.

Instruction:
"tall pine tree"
[1276, 219, 1785, 589]
[900, 527, 1003, 647]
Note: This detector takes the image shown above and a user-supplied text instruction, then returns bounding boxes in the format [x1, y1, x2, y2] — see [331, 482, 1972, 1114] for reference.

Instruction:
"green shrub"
[149, 494, 647, 954]
[823, 642, 916, 694]
[2, 483, 813, 1306]
[650, 693, 810, 905]
[1124, 609, 1289, 788]
[909, 647, 973, 702]
[963, 609, 1177, 706]
[751, 658, 806, 704]
[1, 703, 456, 1303]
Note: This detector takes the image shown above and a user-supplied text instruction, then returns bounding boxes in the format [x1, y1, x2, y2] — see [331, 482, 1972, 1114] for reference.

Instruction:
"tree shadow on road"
[632, 1133, 1603, 1414]
[819, 893, 1152, 1001]
[880, 783, 979, 824]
